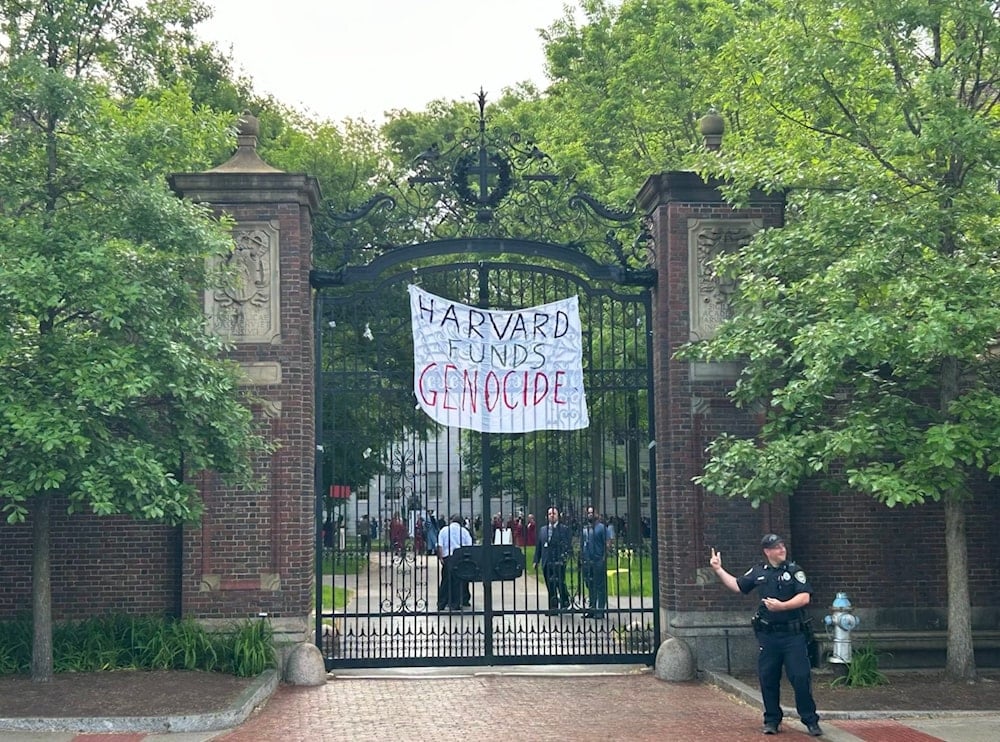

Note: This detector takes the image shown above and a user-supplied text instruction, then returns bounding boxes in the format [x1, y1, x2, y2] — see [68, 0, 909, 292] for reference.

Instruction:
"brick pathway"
[211, 672, 996, 742]
[5, 671, 999, 741]
[215, 674, 776, 742]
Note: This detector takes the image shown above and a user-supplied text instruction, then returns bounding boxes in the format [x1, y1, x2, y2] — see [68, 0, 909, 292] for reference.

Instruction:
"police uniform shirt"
[736, 561, 813, 623]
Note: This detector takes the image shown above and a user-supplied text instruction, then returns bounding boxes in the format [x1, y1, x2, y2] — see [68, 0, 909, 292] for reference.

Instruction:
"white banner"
[408, 285, 589, 433]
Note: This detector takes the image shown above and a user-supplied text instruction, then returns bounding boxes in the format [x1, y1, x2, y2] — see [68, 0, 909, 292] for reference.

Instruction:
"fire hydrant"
[824, 592, 860, 668]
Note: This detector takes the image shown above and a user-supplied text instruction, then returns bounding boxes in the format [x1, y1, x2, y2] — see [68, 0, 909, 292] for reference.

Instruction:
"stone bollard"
[284, 642, 327, 686]
[654, 636, 696, 681]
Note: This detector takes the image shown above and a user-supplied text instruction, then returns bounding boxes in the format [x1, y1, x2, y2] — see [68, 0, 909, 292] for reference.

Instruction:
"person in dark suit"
[533, 506, 572, 615]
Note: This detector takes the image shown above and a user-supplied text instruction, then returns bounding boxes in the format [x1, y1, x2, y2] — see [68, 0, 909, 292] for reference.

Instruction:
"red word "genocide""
[417, 364, 569, 413]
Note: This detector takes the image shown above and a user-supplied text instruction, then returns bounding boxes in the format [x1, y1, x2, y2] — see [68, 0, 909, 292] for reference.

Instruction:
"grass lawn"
[322, 550, 369, 575]
[524, 545, 653, 597]
[322, 585, 351, 610]
[608, 545, 654, 597]
[317, 548, 365, 611]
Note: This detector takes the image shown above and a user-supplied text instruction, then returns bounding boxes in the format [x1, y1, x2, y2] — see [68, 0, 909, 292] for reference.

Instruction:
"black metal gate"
[311, 96, 658, 669]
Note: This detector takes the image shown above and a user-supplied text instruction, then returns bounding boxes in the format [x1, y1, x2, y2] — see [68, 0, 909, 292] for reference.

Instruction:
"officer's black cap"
[761, 533, 785, 549]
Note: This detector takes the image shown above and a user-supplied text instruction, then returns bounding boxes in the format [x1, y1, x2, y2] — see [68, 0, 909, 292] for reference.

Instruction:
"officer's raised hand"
[709, 547, 722, 570]
[710, 547, 740, 594]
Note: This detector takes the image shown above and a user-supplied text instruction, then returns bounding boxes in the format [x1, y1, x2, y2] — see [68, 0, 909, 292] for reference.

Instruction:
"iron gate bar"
[310, 238, 656, 289]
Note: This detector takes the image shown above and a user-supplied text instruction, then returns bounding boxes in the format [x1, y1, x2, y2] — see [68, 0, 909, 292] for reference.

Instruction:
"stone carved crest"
[688, 219, 761, 340]
[207, 221, 281, 343]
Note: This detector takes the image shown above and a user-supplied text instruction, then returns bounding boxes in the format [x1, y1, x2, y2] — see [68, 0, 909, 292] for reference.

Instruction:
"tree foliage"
[0, 0, 265, 521]
[0, 0, 270, 680]
[683, 0, 1000, 680]
[528, 0, 738, 200]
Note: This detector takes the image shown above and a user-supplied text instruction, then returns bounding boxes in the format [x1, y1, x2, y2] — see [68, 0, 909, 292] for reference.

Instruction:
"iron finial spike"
[477, 88, 487, 134]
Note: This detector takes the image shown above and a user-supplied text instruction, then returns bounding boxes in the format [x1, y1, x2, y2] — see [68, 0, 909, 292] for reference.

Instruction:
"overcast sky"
[198, 0, 580, 122]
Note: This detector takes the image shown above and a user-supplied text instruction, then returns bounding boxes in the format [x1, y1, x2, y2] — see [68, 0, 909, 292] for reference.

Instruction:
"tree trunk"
[944, 496, 976, 680]
[31, 491, 53, 682]
[940, 356, 975, 681]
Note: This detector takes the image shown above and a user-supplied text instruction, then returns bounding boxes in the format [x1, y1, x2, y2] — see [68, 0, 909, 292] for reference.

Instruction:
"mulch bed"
[731, 669, 1000, 711]
[0, 670, 257, 718]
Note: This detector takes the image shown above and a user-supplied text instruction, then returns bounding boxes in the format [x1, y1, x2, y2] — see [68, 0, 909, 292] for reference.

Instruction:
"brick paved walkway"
[215, 673, 776, 742]
[4, 670, 998, 741]
[210, 671, 997, 742]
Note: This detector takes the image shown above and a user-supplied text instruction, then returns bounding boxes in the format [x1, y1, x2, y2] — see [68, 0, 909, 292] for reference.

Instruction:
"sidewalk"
[1, 666, 998, 742]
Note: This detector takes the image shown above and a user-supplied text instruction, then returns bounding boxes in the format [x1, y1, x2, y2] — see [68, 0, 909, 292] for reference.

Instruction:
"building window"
[427, 471, 442, 498]
[612, 472, 626, 499]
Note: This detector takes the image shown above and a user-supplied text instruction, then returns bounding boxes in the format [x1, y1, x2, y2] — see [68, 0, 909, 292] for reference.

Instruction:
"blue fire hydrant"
[824, 592, 859, 668]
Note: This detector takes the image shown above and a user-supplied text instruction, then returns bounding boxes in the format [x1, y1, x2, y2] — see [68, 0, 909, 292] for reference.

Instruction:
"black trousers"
[542, 562, 570, 610]
[437, 557, 458, 610]
[756, 630, 819, 726]
[583, 561, 607, 614]
[437, 557, 470, 610]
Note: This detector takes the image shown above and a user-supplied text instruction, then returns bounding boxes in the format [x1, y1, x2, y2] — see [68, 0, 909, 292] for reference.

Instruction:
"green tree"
[532, 0, 739, 200]
[684, 0, 1000, 681]
[0, 0, 268, 681]
[261, 105, 386, 272]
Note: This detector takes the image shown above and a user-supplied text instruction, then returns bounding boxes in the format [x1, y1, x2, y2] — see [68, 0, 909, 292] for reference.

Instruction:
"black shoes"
[762, 720, 820, 735]
[761, 719, 820, 736]
[582, 611, 605, 619]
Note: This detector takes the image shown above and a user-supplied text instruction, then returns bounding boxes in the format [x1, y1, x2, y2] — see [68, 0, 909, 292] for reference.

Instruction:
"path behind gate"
[324, 547, 655, 664]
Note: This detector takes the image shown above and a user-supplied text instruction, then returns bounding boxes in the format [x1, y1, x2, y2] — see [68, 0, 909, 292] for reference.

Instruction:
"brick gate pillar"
[169, 115, 321, 645]
[637, 162, 787, 671]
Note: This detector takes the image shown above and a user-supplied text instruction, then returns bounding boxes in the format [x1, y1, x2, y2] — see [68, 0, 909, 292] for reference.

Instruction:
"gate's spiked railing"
[317, 90, 653, 276]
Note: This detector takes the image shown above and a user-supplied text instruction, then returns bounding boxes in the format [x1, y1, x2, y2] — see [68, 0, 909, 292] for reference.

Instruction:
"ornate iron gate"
[312, 95, 658, 669]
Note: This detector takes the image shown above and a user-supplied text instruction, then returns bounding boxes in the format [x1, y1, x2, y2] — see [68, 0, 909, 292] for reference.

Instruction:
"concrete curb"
[702, 669, 997, 721]
[0, 668, 278, 734]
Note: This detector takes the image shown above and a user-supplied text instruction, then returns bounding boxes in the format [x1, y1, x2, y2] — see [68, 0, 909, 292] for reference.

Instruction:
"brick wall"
[0, 506, 180, 619]
[639, 172, 788, 624]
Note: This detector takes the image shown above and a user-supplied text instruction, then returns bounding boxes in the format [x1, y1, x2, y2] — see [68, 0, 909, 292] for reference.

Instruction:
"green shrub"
[140, 617, 218, 671]
[830, 643, 888, 688]
[219, 618, 275, 677]
[0, 618, 32, 672]
[0, 614, 272, 677]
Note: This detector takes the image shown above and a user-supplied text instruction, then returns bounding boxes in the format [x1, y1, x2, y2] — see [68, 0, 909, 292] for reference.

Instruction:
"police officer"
[709, 534, 823, 737]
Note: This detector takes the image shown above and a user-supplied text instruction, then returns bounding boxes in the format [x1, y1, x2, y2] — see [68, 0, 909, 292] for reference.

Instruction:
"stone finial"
[698, 109, 725, 152]
[208, 111, 283, 173]
[238, 112, 260, 138]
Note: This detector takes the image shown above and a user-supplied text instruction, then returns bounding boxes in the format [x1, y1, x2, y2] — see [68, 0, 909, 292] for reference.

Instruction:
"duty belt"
[752, 616, 806, 634]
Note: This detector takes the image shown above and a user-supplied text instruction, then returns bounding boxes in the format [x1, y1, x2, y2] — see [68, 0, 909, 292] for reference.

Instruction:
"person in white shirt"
[436, 514, 473, 611]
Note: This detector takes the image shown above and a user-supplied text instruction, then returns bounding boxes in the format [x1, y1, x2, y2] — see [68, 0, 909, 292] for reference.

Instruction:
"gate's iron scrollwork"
[317, 89, 654, 281]
[313, 95, 658, 669]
